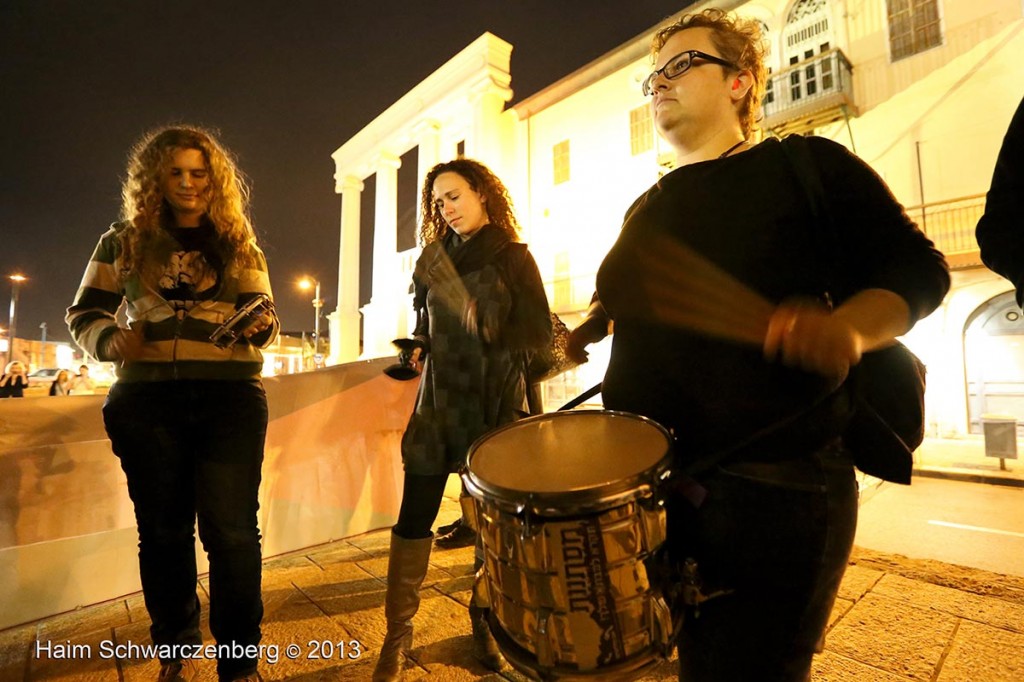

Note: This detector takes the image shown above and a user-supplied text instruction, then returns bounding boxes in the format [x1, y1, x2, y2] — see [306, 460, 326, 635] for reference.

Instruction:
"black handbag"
[781, 135, 925, 484]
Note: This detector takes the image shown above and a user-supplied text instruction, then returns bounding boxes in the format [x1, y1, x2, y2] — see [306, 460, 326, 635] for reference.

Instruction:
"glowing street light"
[297, 277, 323, 367]
[7, 274, 27, 361]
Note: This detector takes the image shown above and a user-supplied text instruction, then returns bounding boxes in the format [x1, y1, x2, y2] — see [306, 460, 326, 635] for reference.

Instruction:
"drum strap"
[557, 382, 603, 411]
[678, 388, 848, 484]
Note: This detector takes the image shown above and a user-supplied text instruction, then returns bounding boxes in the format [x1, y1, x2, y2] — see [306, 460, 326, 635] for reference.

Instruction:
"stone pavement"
[3, 489, 1024, 681]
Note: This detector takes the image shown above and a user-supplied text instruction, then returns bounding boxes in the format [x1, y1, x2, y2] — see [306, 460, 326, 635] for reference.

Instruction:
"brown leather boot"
[372, 530, 433, 682]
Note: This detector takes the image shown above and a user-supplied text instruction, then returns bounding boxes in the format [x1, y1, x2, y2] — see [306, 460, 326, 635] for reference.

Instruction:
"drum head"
[466, 410, 671, 506]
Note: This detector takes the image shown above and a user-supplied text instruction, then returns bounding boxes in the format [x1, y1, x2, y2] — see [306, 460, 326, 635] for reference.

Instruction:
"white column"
[329, 174, 364, 364]
[401, 121, 444, 335]
[361, 152, 403, 359]
[415, 120, 443, 207]
[467, 81, 513, 170]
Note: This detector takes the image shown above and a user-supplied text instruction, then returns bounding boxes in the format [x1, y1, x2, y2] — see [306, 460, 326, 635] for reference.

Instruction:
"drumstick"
[417, 248, 478, 330]
[635, 234, 775, 346]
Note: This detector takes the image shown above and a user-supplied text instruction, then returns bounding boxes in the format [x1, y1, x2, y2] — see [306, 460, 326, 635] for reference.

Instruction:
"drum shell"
[463, 410, 676, 680]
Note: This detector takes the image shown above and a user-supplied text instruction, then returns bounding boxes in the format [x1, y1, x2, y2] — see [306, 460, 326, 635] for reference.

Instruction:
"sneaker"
[157, 658, 200, 682]
[435, 520, 476, 549]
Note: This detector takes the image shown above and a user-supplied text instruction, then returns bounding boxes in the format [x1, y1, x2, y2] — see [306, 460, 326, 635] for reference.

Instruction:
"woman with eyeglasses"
[567, 9, 949, 682]
[372, 159, 551, 682]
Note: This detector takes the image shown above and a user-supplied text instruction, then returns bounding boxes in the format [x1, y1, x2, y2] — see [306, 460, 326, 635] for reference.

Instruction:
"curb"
[913, 466, 1024, 488]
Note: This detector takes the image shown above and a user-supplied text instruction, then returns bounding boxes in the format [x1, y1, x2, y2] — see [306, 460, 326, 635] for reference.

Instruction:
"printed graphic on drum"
[463, 410, 676, 681]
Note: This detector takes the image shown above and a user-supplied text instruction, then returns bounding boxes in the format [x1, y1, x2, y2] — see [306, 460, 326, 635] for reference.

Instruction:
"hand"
[107, 323, 147, 365]
[462, 299, 498, 343]
[763, 300, 862, 382]
[243, 313, 274, 339]
[398, 345, 424, 372]
[566, 326, 593, 364]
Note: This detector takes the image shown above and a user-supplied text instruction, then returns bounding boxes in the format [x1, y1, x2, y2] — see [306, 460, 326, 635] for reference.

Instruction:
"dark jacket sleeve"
[976, 96, 1024, 304]
[502, 244, 553, 352]
[409, 245, 434, 350]
[811, 137, 950, 324]
[574, 291, 612, 342]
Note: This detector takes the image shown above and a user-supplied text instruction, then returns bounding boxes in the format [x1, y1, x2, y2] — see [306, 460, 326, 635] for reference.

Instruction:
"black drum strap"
[558, 382, 603, 411]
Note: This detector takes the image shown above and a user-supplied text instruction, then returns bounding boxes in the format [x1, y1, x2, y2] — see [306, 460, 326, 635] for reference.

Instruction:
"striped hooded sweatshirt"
[67, 221, 279, 383]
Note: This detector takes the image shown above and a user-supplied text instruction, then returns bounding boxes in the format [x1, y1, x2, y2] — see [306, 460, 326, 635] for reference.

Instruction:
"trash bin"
[981, 414, 1018, 460]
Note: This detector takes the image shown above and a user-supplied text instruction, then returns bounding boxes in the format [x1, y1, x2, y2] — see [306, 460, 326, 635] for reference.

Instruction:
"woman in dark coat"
[373, 159, 551, 681]
[0, 362, 28, 398]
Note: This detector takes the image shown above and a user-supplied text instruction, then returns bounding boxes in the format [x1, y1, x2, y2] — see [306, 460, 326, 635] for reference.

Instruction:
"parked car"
[27, 368, 63, 389]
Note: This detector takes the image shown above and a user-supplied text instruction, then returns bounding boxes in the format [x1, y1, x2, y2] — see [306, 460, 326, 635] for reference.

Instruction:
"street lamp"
[297, 277, 323, 367]
[7, 274, 26, 362]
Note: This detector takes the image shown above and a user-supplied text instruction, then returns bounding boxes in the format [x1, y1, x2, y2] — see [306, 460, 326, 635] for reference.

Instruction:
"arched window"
[781, 0, 835, 102]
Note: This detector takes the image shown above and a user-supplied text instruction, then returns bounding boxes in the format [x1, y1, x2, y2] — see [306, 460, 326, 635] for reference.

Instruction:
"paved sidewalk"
[3, 491, 1024, 681]
[914, 436, 1024, 487]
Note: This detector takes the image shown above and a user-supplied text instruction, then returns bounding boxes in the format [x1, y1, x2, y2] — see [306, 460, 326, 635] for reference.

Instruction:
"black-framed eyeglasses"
[642, 50, 739, 96]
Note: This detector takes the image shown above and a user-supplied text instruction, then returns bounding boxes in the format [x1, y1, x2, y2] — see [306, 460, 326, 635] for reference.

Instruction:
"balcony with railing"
[905, 194, 985, 269]
[763, 49, 857, 135]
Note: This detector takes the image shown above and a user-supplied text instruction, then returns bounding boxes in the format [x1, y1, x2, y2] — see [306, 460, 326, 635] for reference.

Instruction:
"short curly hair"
[652, 8, 768, 138]
[418, 159, 521, 246]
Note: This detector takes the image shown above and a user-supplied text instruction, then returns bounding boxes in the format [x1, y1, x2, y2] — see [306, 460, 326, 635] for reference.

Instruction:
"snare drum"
[463, 410, 675, 681]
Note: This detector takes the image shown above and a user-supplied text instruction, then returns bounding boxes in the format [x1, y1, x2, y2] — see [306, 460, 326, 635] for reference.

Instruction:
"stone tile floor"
[3, 495, 1024, 681]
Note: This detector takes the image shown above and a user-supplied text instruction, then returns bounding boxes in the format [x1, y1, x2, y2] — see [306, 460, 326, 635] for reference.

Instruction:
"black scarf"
[413, 225, 511, 310]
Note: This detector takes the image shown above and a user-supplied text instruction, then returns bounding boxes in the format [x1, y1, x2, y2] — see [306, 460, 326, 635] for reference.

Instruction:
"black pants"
[104, 380, 267, 681]
[393, 472, 449, 539]
[674, 445, 858, 682]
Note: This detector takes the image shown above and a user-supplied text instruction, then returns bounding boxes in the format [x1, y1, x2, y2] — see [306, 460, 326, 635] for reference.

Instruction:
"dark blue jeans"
[104, 380, 267, 681]
[670, 443, 858, 682]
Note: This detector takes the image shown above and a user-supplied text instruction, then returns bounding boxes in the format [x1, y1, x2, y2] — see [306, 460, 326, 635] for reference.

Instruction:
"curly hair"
[418, 159, 521, 246]
[652, 8, 768, 138]
[118, 125, 258, 278]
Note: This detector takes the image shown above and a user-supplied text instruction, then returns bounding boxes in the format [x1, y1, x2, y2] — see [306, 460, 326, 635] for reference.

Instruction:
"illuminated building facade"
[331, 0, 1024, 437]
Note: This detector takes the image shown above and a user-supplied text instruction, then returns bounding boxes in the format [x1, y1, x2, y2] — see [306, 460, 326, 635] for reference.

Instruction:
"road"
[855, 476, 1024, 577]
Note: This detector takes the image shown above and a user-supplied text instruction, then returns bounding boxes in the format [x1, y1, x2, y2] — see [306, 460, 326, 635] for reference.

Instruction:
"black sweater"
[976, 95, 1024, 304]
[596, 137, 950, 461]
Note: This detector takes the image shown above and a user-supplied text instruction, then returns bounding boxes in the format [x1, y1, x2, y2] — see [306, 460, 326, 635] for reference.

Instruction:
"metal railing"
[905, 194, 985, 257]
[763, 49, 856, 131]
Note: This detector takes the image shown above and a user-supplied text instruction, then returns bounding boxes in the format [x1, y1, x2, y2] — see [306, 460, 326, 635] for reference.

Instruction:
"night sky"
[1, 0, 690, 345]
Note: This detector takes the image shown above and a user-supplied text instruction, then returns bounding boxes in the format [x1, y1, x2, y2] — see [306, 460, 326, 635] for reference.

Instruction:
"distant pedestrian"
[49, 370, 72, 396]
[68, 365, 96, 395]
[0, 361, 28, 398]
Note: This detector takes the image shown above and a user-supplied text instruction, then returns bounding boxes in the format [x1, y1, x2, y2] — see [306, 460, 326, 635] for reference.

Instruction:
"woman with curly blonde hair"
[67, 125, 279, 682]
[373, 159, 552, 681]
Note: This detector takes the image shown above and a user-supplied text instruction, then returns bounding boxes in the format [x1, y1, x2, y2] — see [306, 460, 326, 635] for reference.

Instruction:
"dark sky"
[1, 0, 688, 344]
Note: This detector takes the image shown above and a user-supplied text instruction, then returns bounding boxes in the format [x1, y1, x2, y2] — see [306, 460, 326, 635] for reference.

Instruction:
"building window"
[629, 105, 653, 156]
[887, 0, 942, 61]
[553, 140, 570, 185]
